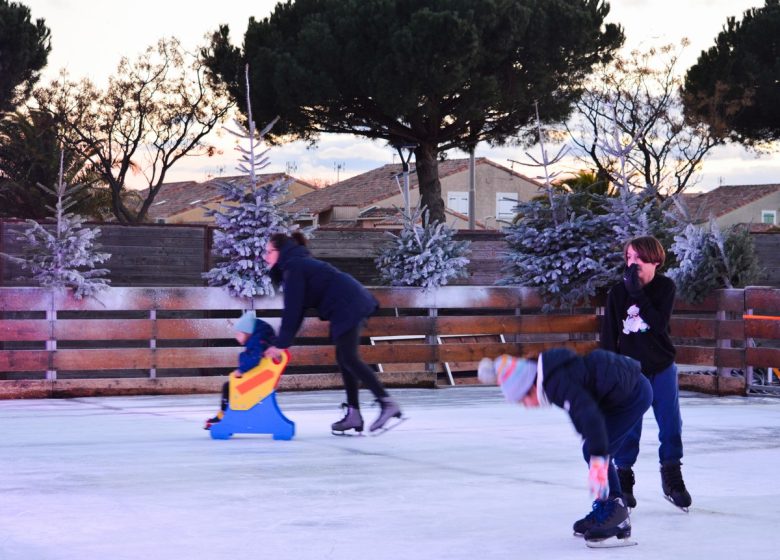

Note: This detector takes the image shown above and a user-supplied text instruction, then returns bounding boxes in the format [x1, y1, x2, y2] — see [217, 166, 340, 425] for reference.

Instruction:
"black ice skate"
[661, 462, 692, 512]
[617, 466, 637, 509]
[331, 404, 364, 436]
[583, 497, 637, 548]
[573, 500, 604, 537]
[369, 397, 404, 434]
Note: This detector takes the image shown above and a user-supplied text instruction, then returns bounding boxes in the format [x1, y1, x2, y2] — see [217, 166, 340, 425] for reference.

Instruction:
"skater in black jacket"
[262, 232, 402, 434]
[479, 348, 652, 547]
[602, 236, 692, 511]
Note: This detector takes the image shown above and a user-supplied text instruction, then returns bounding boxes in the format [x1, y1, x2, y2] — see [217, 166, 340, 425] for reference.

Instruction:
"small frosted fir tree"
[1, 152, 110, 299]
[500, 196, 617, 311]
[666, 219, 762, 304]
[375, 206, 470, 290]
[204, 66, 304, 297]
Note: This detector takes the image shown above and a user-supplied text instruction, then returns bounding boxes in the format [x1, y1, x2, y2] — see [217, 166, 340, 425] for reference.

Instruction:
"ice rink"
[2, 386, 779, 560]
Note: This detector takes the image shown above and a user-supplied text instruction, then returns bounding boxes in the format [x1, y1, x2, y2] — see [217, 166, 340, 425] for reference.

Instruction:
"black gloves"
[623, 263, 643, 298]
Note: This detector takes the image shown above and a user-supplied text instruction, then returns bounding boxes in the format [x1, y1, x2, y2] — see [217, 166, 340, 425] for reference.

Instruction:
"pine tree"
[1, 151, 110, 299]
[375, 206, 470, 290]
[203, 66, 304, 298]
[501, 103, 675, 311]
[500, 195, 617, 311]
[666, 218, 763, 304]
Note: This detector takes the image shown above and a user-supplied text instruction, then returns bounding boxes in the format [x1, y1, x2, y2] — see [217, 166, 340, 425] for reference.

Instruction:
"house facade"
[683, 184, 780, 230]
[142, 174, 316, 224]
[287, 157, 543, 229]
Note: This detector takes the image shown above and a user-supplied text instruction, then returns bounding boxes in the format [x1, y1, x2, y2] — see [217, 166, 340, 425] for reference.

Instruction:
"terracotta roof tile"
[683, 184, 780, 222]
[141, 173, 298, 220]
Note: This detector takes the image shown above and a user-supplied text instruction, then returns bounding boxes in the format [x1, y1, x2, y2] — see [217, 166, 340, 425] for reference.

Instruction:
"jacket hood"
[270, 241, 310, 282]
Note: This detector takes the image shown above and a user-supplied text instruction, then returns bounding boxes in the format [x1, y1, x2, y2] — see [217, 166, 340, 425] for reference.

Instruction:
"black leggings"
[335, 322, 388, 408]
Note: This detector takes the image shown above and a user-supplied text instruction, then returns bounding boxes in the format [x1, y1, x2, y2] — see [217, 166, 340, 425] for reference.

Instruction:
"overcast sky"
[21, 0, 776, 190]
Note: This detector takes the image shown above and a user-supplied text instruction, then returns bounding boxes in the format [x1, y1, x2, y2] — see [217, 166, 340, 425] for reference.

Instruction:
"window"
[761, 210, 777, 225]
[447, 191, 469, 216]
[496, 193, 518, 222]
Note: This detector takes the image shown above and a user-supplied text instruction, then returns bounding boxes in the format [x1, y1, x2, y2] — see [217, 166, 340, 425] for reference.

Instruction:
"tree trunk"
[414, 144, 445, 224]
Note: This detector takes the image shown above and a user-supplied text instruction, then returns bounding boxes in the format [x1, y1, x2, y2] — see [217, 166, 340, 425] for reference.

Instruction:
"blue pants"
[582, 375, 653, 497]
[614, 363, 684, 467]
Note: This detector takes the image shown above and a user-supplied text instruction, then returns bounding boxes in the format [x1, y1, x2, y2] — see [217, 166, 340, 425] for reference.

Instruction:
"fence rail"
[1, 286, 778, 398]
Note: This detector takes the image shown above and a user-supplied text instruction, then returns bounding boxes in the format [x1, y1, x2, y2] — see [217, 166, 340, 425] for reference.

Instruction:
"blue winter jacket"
[270, 242, 379, 349]
[540, 348, 645, 457]
[238, 319, 275, 373]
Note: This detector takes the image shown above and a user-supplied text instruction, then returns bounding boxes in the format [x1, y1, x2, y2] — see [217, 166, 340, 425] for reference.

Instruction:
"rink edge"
[0, 371, 436, 399]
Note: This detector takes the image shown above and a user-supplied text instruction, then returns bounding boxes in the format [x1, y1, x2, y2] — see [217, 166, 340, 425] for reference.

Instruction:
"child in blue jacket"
[479, 348, 652, 547]
[204, 311, 275, 429]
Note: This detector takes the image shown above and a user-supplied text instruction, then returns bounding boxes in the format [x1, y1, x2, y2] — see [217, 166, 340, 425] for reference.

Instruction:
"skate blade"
[664, 495, 690, 513]
[369, 416, 408, 436]
[585, 536, 637, 548]
[331, 430, 365, 437]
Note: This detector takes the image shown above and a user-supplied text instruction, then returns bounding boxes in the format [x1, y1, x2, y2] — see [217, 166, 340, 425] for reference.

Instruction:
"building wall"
[440, 163, 540, 227]
[715, 192, 780, 228]
[357, 162, 541, 229]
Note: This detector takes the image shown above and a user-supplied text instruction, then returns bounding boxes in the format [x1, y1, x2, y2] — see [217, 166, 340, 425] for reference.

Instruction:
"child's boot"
[583, 496, 632, 546]
[573, 500, 605, 536]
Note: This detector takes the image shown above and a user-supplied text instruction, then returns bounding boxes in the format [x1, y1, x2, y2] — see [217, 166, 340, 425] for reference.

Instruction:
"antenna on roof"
[334, 162, 346, 183]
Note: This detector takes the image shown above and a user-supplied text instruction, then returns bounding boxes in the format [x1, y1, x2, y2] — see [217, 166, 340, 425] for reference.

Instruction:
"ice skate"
[583, 497, 637, 548]
[661, 462, 692, 512]
[369, 397, 404, 434]
[617, 466, 637, 509]
[572, 500, 604, 537]
[331, 404, 364, 436]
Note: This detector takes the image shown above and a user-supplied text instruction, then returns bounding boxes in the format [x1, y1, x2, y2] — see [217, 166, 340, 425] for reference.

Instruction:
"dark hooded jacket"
[270, 241, 379, 349]
[237, 319, 275, 373]
[540, 348, 645, 457]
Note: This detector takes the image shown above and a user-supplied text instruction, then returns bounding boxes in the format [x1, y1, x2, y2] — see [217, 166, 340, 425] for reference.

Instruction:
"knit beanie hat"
[234, 311, 257, 334]
[478, 354, 537, 402]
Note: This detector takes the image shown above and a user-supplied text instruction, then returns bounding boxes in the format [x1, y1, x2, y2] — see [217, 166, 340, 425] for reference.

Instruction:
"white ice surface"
[1, 387, 779, 560]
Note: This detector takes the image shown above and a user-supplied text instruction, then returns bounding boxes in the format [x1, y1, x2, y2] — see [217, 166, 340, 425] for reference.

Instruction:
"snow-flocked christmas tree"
[375, 205, 470, 290]
[203, 66, 305, 297]
[1, 151, 110, 299]
[665, 199, 762, 303]
[501, 104, 671, 311]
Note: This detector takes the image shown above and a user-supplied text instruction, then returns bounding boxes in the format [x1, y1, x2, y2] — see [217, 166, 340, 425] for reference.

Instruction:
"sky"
[20, 0, 777, 191]
[2, 387, 779, 559]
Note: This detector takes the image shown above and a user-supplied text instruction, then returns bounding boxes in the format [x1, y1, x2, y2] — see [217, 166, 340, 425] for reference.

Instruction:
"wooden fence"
[1, 286, 778, 399]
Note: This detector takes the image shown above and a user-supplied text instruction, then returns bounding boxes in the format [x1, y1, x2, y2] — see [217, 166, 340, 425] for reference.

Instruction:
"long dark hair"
[269, 231, 307, 251]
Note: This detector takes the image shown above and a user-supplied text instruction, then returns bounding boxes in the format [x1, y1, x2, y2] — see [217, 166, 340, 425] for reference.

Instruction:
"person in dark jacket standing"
[262, 232, 402, 434]
[478, 348, 652, 548]
[601, 235, 691, 511]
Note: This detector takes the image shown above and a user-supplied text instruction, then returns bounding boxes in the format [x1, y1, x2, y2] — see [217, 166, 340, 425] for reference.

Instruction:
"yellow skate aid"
[209, 350, 295, 441]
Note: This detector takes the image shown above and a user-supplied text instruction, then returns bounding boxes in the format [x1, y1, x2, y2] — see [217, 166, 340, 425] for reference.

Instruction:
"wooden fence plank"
[0, 288, 50, 311]
[746, 347, 780, 368]
[671, 318, 744, 339]
[744, 317, 780, 339]
[745, 287, 780, 311]
[53, 349, 153, 370]
[0, 350, 48, 371]
[156, 347, 237, 369]
[0, 319, 49, 341]
[54, 319, 154, 341]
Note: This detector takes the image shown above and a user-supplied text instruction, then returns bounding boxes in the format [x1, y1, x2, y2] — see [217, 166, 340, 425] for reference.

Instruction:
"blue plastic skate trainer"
[209, 350, 295, 441]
